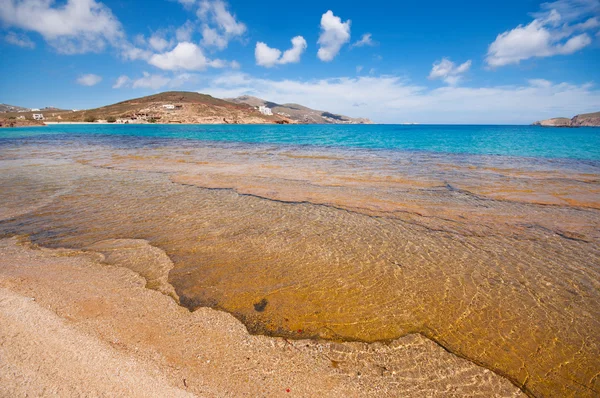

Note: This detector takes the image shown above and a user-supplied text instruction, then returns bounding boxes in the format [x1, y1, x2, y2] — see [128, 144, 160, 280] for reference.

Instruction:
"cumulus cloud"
[111, 72, 198, 90]
[255, 36, 307, 67]
[0, 0, 123, 54]
[486, 1, 599, 67]
[112, 75, 130, 88]
[76, 73, 102, 86]
[429, 58, 472, 85]
[317, 10, 351, 62]
[352, 33, 375, 48]
[148, 41, 229, 71]
[4, 31, 35, 48]
[198, 0, 246, 49]
[199, 72, 600, 124]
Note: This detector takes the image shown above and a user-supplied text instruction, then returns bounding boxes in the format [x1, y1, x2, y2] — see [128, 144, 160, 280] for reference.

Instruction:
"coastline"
[0, 237, 524, 397]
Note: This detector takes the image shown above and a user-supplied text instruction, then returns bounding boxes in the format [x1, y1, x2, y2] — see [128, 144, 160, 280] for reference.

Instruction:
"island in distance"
[533, 111, 600, 127]
[0, 91, 372, 126]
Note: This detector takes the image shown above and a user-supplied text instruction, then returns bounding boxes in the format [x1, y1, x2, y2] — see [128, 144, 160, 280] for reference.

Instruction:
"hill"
[533, 111, 600, 127]
[49, 92, 290, 124]
[571, 111, 600, 127]
[226, 95, 372, 124]
[0, 103, 31, 113]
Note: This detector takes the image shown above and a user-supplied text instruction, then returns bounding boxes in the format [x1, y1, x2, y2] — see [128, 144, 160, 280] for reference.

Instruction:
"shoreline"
[0, 237, 524, 397]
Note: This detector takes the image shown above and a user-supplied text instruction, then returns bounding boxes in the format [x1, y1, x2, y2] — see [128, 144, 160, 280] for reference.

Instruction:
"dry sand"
[0, 237, 523, 397]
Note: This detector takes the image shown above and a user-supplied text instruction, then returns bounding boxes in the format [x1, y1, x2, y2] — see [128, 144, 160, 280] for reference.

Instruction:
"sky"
[0, 0, 599, 124]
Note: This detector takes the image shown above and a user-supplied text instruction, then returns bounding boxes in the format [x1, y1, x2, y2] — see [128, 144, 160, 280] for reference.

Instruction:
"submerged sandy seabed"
[0, 137, 599, 397]
[0, 238, 523, 397]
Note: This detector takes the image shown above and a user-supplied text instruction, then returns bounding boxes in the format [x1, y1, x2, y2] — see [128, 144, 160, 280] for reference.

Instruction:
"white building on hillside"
[258, 105, 273, 116]
[32, 114, 44, 120]
[163, 104, 175, 110]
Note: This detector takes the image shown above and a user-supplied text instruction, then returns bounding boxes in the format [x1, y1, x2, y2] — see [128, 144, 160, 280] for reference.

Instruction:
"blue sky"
[1, 0, 599, 123]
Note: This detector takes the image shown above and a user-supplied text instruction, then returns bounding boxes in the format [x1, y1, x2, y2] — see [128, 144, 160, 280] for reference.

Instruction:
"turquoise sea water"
[2, 124, 600, 161]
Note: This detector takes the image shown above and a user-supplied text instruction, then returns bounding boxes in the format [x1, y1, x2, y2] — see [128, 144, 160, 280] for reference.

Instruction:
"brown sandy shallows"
[1, 143, 599, 397]
[0, 237, 523, 397]
[74, 145, 600, 241]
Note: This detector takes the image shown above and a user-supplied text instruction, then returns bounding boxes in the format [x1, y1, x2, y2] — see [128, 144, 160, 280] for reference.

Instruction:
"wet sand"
[0, 136, 599, 397]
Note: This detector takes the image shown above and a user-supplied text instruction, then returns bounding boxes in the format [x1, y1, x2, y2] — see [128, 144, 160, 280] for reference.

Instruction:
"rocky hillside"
[0, 103, 31, 113]
[49, 92, 291, 124]
[226, 95, 372, 124]
[0, 118, 45, 128]
[533, 111, 600, 127]
[571, 111, 600, 127]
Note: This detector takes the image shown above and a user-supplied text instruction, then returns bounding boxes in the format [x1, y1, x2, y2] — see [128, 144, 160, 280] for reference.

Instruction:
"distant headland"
[533, 111, 600, 127]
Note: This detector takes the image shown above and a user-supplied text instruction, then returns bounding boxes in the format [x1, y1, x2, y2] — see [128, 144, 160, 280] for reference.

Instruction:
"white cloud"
[199, 72, 600, 124]
[255, 43, 281, 68]
[429, 58, 472, 85]
[177, 0, 196, 6]
[198, 0, 246, 49]
[255, 36, 307, 67]
[352, 33, 375, 48]
[149, 41, 229, 71]
[0, 0, 123, 54]
[76, 73, 102, 86]
[317, 10, 351, 62]
[4, 31, 35, 48]
[201, 26, 228, 49]
[356, 65, 363, 73]
[281, 36, 308, 64]
[486, 1, 599, 67]
[528, 78, 553, 88]
[175, 21, 195, 42]
[132, 72, 171, 89]
[532, 0, 600, 23]
[112, 75, 130, 88]
[148, 33, 170, 52]
[113, 72, 198, 90]
[120, 43, 153, 61]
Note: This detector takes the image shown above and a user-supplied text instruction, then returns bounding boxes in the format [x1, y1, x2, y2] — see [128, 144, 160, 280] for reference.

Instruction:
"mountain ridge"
[226, 95, 373, 124]
[0, 92, 371, 125]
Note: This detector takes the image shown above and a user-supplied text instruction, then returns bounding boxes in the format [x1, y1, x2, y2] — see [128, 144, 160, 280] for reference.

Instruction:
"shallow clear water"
[0, 127, 599, 397]
[3, 123, 600, 160]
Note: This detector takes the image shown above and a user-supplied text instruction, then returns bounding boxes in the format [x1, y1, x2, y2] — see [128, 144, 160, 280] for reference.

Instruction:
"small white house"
[258, 105, 273, 116]
[162, 104, 175, 110]
[30, 108, 40, 112]
[32, 113, 44, 120]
